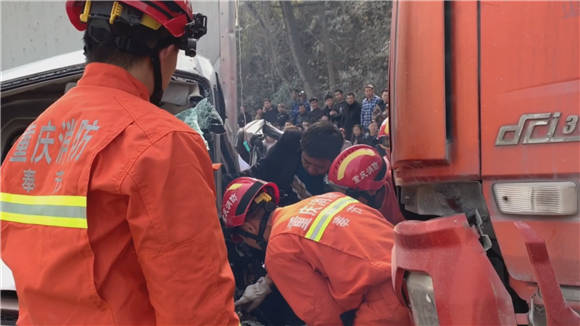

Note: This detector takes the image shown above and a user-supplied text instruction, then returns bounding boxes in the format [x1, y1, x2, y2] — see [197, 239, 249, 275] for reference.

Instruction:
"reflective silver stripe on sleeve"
[0, 201, 86, 219]
[305, 197, 357, 242]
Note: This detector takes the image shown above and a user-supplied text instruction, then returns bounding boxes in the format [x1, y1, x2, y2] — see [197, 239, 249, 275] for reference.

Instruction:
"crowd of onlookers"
[238, 84, 390, 147]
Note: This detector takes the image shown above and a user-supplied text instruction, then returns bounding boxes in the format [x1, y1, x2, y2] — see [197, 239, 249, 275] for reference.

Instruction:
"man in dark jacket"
[332, 89, 348, 128]
[262, 98, 279, 124]
[293, 103, 309, 127]
[322, 94, 333, 115]
[276, 103, 291, 128]
[322, 94, 339, 126]
[342, 92, 361, 140]
[379, 88, 390, 114]
[244, 122, 343, 205]
[307, 97, 325, 123]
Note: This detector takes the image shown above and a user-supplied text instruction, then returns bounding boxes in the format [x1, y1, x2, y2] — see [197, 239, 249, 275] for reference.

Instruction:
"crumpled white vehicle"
[236, 119, 283, 167]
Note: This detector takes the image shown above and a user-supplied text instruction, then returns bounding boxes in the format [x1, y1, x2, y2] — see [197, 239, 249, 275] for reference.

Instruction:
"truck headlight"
[493, 181, 577, 215]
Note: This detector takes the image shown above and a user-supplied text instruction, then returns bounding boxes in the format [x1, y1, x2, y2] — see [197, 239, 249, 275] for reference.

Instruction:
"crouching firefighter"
[328, 144, 405, 225]
[222, 177, 411, 326]
[1, 1, 239, 325]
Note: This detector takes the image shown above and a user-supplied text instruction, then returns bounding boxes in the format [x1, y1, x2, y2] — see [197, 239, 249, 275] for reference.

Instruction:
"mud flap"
[392, 214, 517, 325]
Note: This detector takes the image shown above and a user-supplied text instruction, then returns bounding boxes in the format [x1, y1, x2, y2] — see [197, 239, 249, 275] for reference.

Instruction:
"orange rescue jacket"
[0, 63, 239, 325]
[265, 192, 411, 326]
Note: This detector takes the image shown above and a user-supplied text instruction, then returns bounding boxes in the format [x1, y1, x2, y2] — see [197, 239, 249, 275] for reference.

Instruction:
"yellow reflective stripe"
[305, 197, 357, 242]
[0, 193, 86, 207]
[1, 211, 87, 229]
[0, 193, 87, 229]
[337, 148, 377, 180]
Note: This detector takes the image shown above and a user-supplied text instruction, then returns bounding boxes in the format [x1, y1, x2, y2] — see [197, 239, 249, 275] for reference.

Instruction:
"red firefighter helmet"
[66, 1, 207, 57]
[328, 145, 387, 192]
[378, 117, 390, 138]
[222, 177, 279, 228]
[67, 1, 193, 37]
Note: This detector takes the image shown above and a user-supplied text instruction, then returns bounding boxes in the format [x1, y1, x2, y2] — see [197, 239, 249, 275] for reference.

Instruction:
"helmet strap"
[255, 211, 270, 250]
[233, 201, 276, 251]
[149, 51, 163, 105]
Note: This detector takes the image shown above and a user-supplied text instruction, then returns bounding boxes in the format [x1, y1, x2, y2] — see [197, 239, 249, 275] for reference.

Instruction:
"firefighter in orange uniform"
[222, 177, 411, 326]
[0, 1, 238, 325]
[328, 144, 405, 225]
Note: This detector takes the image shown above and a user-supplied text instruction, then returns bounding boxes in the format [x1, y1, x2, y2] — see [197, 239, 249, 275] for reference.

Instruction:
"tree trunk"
[245, 2, 291, 86]
[321, 1, 338, 92]
[279, 0, 316, 98]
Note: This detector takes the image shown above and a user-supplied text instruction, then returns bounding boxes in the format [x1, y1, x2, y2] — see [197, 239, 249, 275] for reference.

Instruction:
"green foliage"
[237, 1, 391, 113]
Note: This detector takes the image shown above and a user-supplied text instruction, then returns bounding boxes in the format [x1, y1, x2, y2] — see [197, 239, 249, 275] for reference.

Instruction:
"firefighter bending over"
[329, 144, 405, 225]
[222, 177, 411, 325]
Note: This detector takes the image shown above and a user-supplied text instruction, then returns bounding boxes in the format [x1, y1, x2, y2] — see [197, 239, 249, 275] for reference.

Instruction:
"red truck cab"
[389, 1, 579, 325]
